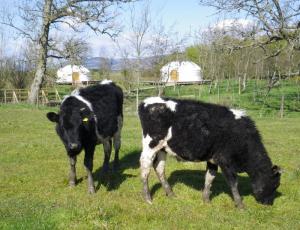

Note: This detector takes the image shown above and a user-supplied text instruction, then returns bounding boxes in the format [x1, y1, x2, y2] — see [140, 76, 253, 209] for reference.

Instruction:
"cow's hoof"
[202, 195, 211, 204]
[88, 187, 96, 194]
[69, 182, 76, 187]
[102, 165, 110, 174]
[203, 198, 211, 204]
[112, 163, 120, 172]
[202, 190, 212, 203]
[143, 194, 152, 204]
[166, 191, 176, 198]
[236, 202, 245, 209]
[145, 198, 152, 205]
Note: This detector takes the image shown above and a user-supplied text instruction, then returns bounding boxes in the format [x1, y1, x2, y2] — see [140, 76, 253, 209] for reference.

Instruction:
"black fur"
[47, 82, 123, 193]
[138, 97, 281, 207]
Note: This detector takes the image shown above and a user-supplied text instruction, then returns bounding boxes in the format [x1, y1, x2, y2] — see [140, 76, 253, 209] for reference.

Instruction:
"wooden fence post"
[208, 81, 213, 94]
[226, 80, 229, 92]
[12, 91, 19, 104]
[4, 90, 6, 104]
[41, 90, 49, 105]
[198, 85, 202, 98]
[36, 90, 39, 107]
[238, 77, 241, 95]
[55, 88, 61, 101]
[280, 95, 284, 118]
[217, 83, 220, 102]
[242, 73, 247, 91]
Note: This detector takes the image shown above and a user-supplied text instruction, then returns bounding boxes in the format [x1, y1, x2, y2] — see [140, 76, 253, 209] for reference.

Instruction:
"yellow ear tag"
[83, 117, 89, 122]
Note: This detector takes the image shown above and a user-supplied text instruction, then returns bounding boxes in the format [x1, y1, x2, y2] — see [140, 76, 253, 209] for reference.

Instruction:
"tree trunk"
[28, 53, 47, 104]
[28, 0, 52, 104]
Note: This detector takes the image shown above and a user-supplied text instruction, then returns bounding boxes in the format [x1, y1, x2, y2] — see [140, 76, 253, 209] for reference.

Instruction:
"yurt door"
[170, 69, 179, 81]
[72, 72, 80, 85]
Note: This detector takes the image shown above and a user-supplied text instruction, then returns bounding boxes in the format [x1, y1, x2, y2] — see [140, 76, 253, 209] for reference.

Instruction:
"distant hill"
[85, 56, 156, 71]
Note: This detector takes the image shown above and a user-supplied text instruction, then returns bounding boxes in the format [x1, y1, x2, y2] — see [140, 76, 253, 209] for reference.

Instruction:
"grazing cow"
[138, 97, 281, 208]
[46, 80, 123, 193]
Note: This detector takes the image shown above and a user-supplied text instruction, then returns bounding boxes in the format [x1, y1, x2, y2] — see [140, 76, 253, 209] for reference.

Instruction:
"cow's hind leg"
[112, 115, 123, 171]
[102, 139, 112, 173]
[84, 145, 96, 194]
[153, 151, 174, 197]
[202, 161, 217, 203]
[69, 156, 77, 187]
[220, 165, 244, 209]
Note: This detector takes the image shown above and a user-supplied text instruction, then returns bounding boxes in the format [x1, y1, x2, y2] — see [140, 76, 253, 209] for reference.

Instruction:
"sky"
[0, 0, 222, 58]
[91, 0, 218, 57]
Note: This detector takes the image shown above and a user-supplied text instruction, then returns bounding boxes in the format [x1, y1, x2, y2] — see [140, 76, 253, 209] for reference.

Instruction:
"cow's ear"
[47, 112, 59, 123]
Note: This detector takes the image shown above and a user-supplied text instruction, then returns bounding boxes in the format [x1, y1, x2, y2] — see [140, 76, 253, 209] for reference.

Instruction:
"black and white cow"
[47, 80, 123, 193]
[138, 97, 281, 208]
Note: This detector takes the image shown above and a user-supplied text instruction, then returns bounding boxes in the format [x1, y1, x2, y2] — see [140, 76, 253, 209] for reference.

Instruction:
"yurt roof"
[161, 61, 201, 72]
[57, 65, 90, 75]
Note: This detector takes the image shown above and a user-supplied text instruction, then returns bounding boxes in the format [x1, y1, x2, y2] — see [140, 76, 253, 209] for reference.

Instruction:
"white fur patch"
[204, 169, 216, 186]
[72, 95, 93, 111]
[100, 79, 113, 85]
[140, 127, 175, 180]
[208, 158, 216, 164]
[164, 128, 180, 157]
[143, 97, 177, 112]
[142, 127, 178, 159]
[62, 89, 93, 111]
[230, 109, 246, 119]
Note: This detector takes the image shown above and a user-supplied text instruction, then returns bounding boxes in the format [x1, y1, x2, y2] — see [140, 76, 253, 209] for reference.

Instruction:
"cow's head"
[47, 97, 95, 156]
[252, 165, 281, 205]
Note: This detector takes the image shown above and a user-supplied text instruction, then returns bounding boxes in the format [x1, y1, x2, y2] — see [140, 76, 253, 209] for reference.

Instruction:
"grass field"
[0, 103, 300, 229]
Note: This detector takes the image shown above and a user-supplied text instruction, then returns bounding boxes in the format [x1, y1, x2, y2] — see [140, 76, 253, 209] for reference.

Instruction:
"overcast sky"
[0, 0, 223, 58]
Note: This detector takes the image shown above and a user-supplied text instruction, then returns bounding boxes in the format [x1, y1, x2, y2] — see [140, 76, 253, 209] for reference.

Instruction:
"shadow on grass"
[91, 149, 140, 192]
[151, 169, 281, 202]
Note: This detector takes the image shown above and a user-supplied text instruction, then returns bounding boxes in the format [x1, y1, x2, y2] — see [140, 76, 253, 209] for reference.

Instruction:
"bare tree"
[1, 0, 132, 104]
[114, 41, 133, 91]
[49, 37, 89, 64]
[98, 57, 112, 79]
[0, 37, 36, 90]
[199, 0, 300, 56]
[124, 0, 151, 112]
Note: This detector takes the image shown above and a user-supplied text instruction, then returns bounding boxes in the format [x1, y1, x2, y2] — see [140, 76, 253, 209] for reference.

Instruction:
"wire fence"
[1, 79, 299, 118]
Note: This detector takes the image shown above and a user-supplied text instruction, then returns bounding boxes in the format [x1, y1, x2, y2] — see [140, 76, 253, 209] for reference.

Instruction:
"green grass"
[0, 103, 300, 229]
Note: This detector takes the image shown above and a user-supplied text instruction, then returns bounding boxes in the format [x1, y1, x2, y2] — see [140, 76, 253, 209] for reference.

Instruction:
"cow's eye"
[82, 117, 89, 122]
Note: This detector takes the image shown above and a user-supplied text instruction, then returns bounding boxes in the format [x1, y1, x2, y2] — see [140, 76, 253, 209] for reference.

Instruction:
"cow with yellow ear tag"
[47, 80, 123, 194]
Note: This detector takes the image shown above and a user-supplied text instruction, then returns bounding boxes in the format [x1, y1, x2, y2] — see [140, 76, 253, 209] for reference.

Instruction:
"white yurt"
[56, 65, 90, 84]
[160, 61, 203, 83]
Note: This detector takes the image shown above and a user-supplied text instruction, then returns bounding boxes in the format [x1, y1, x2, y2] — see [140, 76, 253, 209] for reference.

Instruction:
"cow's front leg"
[102, 139, 112, 173]
[112, 115, 123, 171]
[220, 165, 244, 209]
[140, 146, 158, 204]
[84, 145, 95, 194]
[69, 156, 77, 187]
[140, 151, 155, 204]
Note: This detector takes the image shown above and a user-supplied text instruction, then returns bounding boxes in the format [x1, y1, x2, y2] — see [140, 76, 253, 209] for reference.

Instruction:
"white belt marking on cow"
[100, 79, 113, 85]
[72, 95, 93, 111]
[143, 97, 177, 112]
[230, 109, 246, 119]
